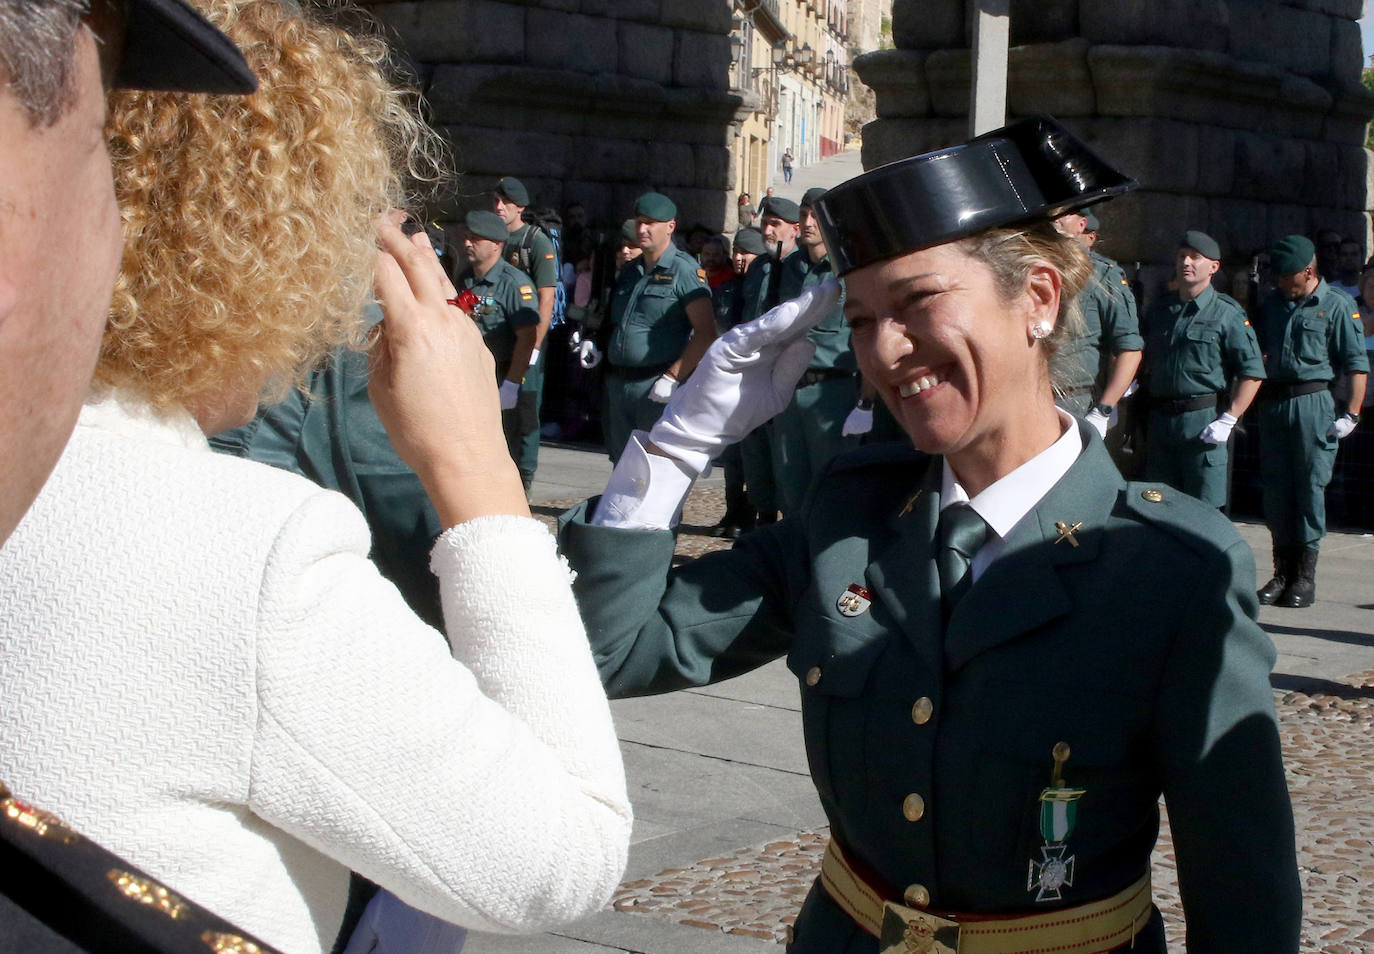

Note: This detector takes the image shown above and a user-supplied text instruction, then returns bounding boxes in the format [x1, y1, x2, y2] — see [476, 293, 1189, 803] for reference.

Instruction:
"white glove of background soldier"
[1328, 414, 1358, 440]
[841, 404, 873, 436]
[1198, 412, 1237, 445]
[649, 374, 679, 403]
[577, 339, 601, 369]
[498, 379, 519, 410]
[1083, 407, 1110, 439]
[648, 280, 842, 475]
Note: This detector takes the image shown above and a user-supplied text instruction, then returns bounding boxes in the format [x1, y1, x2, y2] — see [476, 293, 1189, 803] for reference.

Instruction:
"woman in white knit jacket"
[0, 2, 630, 952]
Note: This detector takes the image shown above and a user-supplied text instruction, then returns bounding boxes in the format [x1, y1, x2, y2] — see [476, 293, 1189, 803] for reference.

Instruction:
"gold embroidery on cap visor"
[108, 870, 189, 920]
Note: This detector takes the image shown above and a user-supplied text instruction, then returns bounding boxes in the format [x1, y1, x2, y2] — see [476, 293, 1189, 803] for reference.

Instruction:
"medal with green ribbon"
[1027, 742, 1084, 902]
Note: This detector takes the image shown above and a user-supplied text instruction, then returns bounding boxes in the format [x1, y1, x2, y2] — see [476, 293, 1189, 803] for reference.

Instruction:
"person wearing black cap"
[1138, 231, 1264, 510]
[766, 185, 864, 515]
[493, 176, 557, 491]
[601, 191, 714, 463]
[557, 117, 1299, 952]
[1253, 234, 1369, 607]
[1051, 209, 1142, 440]
[1, 0, 258, 950]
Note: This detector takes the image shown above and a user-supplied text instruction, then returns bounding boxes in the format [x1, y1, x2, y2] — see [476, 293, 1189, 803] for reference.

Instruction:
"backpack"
[517, 208, 568, 329]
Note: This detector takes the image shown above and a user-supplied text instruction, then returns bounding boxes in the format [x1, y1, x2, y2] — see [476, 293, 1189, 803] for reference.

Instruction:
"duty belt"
[1149, 393, 1217, 415]
[1258, 379, 1329, 401]
[820, 838, 1152, 954]
[797, 368, 856, 388]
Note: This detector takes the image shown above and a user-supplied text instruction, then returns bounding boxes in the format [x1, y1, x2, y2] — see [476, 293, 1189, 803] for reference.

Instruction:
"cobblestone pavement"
[536, 486, 1374, 951]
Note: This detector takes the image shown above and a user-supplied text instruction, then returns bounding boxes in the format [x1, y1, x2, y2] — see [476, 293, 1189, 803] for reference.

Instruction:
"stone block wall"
[362, 0, 743, 232]
[856, 0, 1374, 301]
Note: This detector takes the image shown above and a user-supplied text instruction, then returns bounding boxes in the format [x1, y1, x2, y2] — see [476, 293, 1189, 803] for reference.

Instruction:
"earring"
[1030, 321, 1053, 340]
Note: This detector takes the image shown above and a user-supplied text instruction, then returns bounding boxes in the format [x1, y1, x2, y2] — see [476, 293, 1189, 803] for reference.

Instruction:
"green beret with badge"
[759, 196, 800, 223]
[464, 210, 509, 244]
[1181, 229, 1221, 262]
[1270, 234, 1316, 276]
[494, 176, 530, 207]
[733, 228, 767, 256]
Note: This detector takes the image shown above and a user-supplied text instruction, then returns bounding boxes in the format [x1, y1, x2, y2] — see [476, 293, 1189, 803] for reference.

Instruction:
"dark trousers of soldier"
[1258, 389, 1338, 548]
[770, 377, 859, 515]
[497, 360, 539, 489]
[740, 425, 778, 519]
[516, 358, 544, 488]
[1144, 406, 1229, 509]
[602, 367, 669, 464]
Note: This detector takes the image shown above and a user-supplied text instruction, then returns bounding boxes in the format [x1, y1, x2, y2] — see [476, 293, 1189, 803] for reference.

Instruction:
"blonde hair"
[99, 0, 447, 410]
[957, 220, 1094, 395]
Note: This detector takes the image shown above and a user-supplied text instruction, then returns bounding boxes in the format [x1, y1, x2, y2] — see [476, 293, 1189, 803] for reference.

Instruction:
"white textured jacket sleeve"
[248, 500, 631, 934]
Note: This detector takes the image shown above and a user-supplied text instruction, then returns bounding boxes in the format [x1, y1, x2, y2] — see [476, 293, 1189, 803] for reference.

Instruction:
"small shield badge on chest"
[836, 583, 873, 617]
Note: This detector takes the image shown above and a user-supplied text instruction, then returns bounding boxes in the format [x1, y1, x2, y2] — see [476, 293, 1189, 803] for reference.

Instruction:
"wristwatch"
[1091, 402, 1115, 417]
[1345, 411, 1360, 424]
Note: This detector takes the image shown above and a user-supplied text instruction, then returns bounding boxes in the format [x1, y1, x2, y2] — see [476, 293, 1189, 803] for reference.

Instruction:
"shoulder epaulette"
[1119, 482, 1242, 558]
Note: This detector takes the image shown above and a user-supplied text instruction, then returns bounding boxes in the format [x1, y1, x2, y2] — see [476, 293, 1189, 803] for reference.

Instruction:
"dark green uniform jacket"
[739, 245, 809, 326]
[1059, 251, 1141, 402]
[780, 252, 855, 374]
[1256, 280, 1369, 385]
[1142, 285, 1264, 400]
[503, 223, 559, 289]
[459, 259, 540, 367]
[559, 425, 1299, 953]
[606, 244, 710, 369]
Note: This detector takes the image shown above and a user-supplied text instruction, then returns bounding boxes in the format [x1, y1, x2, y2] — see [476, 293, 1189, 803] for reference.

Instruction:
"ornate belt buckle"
[878, 901, 960, 954]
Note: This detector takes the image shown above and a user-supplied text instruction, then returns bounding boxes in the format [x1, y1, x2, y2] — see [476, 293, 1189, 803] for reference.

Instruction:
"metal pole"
[969, 0, 1010, 137]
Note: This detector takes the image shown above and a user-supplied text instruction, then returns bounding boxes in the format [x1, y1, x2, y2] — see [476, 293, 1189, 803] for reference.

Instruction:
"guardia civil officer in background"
[456, 211, 543, 475]
[1139, 231, 1264, 510]
[768, 186, 863, 514]
[493, 176, 557, 490]
[1051, 208, 1141, 438]
[1255, 234, 1369, 607]
[558, 117, 1298, 953]
[601, 192, 714, 462]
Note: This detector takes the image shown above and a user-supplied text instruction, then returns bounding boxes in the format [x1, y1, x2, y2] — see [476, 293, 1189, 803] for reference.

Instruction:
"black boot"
[708, 481, 753, 539]
[1256, 546, 1292, 605]
[1278, 548, 1318, 608]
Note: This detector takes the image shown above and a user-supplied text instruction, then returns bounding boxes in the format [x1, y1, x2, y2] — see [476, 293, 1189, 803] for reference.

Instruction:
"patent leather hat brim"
[115, 0, 257, 94]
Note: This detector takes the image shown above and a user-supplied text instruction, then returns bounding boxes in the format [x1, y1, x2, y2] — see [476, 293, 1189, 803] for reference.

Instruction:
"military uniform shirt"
[503, 223, 559, 288]
[1060, 251, 1142, 392]
[607, 244, 710, 368]
[1256, 280, 1370, 383]
[459, 259, 540, 364]
[1142, 284, 1265, 399]
[739, 246, 808, 326]
[781, 253, 855, 373]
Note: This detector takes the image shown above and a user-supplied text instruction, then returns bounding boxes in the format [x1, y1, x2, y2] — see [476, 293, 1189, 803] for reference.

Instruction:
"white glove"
[577, 339, 601, 369]
[649, 374, 679, 403]
[842, 404, 873, 436]
[569, 327, 582, 348]
[1083, 407, 1110, 438]
[1198, 412, 1237, 445]
[527, 348, 541, 368]
[1328, 414, 1358, 440]
[647, 280, 841, 475]
[498, 379, 519, 410]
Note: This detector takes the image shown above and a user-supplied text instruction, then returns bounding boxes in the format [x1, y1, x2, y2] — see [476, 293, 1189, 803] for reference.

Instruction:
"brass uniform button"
[902, 793, 925, 822]
[1141, 488, 1164, 503]
[911, 697, 933, 725]
[805, 666, 822, 687]
[903, 883, 931, 908]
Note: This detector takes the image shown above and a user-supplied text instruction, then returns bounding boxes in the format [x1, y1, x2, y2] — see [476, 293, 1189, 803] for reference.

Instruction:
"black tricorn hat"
[814, 116, 1136, 276]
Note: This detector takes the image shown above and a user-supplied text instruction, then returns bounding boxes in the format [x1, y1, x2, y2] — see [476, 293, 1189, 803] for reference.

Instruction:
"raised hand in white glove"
[1198, 411, 1237, 445]
[498, 379, 520, 410]
[647, 280, 842, 475]
[842, 404, 873, 436]
[1328, 414, 1358, 440]
[649, 374, 679, 403]
[577, 339, 602, 369]
[1083, 407, 1110, 439]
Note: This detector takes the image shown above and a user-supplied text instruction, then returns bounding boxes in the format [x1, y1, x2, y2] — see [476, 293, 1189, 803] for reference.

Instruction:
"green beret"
[801, 187, 827, 210]
[733, 228, 767, 256]
[1181, 230, 1221, 261]
[1082, 211, 1100, 232]
[759, 196, 801, 223]
[464, 210, 509, 243]
[1271, 235, 1316, 276]
[495, 177, 529, 207]
[634, 192, 677, 222]
[620, 218, 639, 244]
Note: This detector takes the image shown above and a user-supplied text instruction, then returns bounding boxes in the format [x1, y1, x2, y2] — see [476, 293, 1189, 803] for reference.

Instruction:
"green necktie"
[937, 503, 989, 612]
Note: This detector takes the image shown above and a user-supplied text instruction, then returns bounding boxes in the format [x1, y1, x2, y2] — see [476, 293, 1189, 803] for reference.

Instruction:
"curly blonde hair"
[100, 0, 447, 410]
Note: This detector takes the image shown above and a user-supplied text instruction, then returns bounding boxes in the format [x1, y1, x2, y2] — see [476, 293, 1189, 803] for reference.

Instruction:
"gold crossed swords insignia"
[1053, 521, 1083, 548]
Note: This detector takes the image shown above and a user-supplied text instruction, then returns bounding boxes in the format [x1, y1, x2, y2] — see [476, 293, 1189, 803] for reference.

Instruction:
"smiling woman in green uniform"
[559, 117, 1299, 953]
